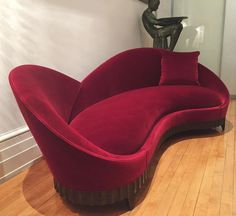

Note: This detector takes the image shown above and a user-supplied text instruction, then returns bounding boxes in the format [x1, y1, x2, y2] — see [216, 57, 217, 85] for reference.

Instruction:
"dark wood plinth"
[54, 168, 149, 209]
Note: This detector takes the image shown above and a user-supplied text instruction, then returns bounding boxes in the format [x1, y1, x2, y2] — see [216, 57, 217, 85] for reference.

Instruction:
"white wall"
[173, 0, 225, 75]
[221, 0, 236, 95]
[0, 0, 148, 136]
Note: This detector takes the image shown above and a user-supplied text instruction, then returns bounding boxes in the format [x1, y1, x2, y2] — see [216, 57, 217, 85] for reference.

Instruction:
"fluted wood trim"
[54, 168, 149, 208]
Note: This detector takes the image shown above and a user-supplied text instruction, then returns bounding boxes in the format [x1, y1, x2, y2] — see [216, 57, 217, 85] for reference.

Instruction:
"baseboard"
[0, 126, 29, 143]
[0, 130, 42, 184]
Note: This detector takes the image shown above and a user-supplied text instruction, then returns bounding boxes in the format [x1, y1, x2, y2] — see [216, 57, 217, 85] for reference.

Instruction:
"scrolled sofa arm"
[198, 64, 230, 105]
[198, 64, 230, 119]
[9, 65, 81, 123]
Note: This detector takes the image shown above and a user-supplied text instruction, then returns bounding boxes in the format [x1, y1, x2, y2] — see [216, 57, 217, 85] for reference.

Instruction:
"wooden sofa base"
[54, 118, 225, 209]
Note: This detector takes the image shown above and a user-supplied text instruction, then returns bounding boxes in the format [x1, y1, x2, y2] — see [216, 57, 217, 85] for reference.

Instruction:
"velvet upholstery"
[9, 48, 229, 193]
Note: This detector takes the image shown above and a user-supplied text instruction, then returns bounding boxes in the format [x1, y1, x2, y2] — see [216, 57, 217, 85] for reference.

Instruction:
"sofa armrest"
[9, 65, 81, 122]
[198, 64, 230, 106]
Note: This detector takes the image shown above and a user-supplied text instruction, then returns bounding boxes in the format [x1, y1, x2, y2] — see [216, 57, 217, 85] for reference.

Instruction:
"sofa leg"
[221, 120, 226, 132]
[127, 185, 135, 210]
[127, 195, 135, 210]
[221, 123, 225, 131]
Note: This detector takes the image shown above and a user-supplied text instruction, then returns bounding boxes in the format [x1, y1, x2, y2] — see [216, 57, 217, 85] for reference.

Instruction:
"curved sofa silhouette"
[9, 48, 229, 209]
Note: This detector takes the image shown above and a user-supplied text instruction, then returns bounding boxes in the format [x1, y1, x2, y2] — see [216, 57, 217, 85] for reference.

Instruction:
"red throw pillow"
[159, 49, 200, 85]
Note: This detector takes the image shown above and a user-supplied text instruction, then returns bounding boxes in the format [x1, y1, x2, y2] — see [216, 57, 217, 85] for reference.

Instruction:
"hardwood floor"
[0, 100, 235, 216]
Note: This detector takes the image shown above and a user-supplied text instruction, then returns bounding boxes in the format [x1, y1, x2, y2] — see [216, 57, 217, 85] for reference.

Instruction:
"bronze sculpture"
[142, 0, 187, 50]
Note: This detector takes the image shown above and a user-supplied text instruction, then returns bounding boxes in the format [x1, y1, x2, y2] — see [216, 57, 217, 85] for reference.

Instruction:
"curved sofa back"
[70, 48, 230, 120]
[70, 48, 162, 119]
[9, 65, 113, 157]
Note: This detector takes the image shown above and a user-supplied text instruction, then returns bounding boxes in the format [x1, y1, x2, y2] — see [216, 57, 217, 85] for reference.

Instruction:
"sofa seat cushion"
[70, 86, 222, 155]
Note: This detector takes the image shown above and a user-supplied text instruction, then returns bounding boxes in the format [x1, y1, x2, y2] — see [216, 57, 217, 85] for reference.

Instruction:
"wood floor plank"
[193, 135, 219, 216]
[233, 102, 236, 216]
[206, 135, 225, 216]
[168, 137, 210, 216]
[220, 101, 235, 216]
[178, 137, 213, 216]
[153, 138, 201, 216]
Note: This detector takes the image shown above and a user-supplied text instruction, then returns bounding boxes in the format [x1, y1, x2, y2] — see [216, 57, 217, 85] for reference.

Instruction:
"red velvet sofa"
[9, 48, 229, 209]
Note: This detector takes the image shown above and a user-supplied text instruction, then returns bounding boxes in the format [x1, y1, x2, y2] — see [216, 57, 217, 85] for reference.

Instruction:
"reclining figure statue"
[142, 0, 187, 50]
